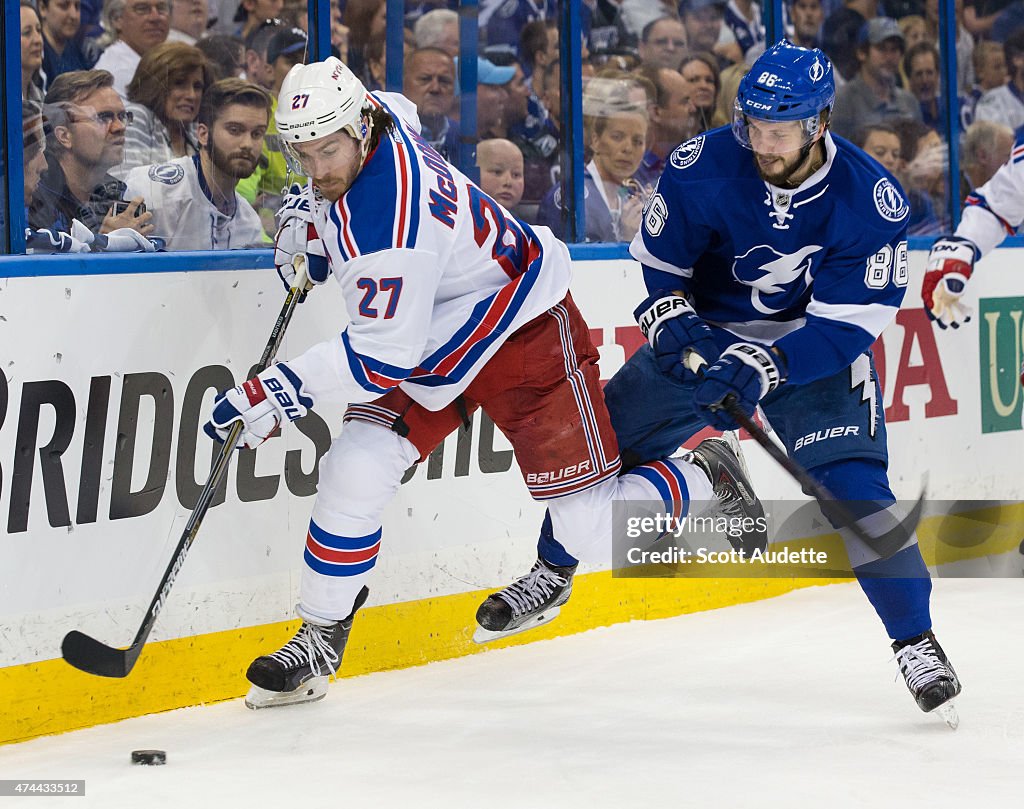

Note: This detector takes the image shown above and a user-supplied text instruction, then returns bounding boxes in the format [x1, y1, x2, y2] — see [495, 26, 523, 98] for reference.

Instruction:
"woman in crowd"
[22, 2, 46, 112]
[40, 0, 98, 80]
[538, 79, 651, 242]
[116, 41, 212, 176]
[680, 51, 728, 132]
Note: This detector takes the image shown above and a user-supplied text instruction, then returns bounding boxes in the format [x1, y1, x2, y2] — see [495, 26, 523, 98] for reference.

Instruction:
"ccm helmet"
[733, 40, 835, 150]
[276, 56, 371, 164]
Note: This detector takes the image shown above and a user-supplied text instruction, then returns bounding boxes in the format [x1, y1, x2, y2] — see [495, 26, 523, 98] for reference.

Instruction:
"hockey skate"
[687, 436, 768, 556]
[892, 630, 962, 729]
[245, 586, 369, 709]
[473, 558, 577, 644]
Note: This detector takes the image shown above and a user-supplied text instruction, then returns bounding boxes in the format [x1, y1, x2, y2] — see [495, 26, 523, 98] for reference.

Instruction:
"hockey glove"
[274, 184, 330, 293]
[922, 236, 978, 329]
[693, 342, 786, 431]
[204, 363, 313, 450]
[634, 291, 720, 383]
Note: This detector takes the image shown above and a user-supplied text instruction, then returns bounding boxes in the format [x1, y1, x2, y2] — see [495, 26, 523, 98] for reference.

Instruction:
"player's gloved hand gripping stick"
[686, 351, 925, 560]
[61, 257, 314, 678]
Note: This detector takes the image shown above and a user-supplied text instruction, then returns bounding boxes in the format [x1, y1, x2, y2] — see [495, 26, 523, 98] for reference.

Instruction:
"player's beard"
[208, 138, 260, 180]
[753, 140, 823, 187]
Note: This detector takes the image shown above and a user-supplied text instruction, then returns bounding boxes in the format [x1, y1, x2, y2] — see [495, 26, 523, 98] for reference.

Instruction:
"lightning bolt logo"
[849, 354, 878, 438]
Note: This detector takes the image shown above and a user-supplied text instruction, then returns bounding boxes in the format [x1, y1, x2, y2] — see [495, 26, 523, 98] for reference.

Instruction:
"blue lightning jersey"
[631, 127, 910, 386]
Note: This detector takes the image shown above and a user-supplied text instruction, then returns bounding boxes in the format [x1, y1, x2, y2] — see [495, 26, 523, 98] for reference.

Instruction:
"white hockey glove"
[274, 184, 330, 293]
[923, 236, 978, 329]
[203, 363, 313, 450]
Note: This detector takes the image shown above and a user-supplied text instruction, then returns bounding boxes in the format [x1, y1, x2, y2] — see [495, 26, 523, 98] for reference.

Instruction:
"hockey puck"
[130, 750, 166, 766]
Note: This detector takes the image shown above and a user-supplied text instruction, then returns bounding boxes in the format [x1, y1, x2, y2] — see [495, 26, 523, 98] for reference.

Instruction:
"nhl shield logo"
[872, 178, 910, 222]
[670, 136, 704, 170]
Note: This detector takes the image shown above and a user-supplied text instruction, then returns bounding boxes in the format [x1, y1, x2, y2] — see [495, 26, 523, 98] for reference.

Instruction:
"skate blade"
[244, 676, 329, 709]
[472, 606, 561, 644]
[934, 700, 960, 730]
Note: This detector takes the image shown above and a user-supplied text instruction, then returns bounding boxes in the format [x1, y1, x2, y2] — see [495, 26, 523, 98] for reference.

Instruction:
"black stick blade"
[61, 630, 143, 678]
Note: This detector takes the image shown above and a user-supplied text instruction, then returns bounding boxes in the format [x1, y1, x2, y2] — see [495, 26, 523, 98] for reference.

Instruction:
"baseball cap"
[453, 56, 516, 86]
[858, 17, 905, 46]
[267, 27, 308, 65]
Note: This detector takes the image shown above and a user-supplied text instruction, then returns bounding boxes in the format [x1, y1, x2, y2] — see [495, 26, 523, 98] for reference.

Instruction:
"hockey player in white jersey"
[923, 125, 1024, 330]
[202, 57, 767, 708]
[479, 41, 962, 725]
[123, 78, 268, 251]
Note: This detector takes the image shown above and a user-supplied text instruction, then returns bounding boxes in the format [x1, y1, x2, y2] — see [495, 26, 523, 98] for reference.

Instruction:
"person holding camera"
[123, 77, 269, 250]
[29, 69, 155, 239]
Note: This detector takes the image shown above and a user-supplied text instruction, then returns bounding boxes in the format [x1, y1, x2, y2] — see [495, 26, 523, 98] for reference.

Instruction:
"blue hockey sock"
[854, 545, 933, 641]
[537, 510, 580, 568]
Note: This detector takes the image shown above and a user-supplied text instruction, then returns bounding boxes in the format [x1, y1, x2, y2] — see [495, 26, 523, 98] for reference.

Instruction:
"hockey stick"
[683, 352, 925, 559]
[62, 257, 312, 678]
[719, 396, 925, 559]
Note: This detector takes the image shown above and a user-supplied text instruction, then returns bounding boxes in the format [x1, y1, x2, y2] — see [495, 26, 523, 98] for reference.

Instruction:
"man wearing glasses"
[94, 0, 171, 97]
[30, 69, 155, 239]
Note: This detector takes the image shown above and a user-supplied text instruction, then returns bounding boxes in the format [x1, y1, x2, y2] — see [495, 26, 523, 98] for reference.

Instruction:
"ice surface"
[2, 578, 1021, 809]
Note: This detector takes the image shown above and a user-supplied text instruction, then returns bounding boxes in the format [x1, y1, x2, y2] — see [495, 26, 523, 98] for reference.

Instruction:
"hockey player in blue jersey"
[478, 40, 962, 724]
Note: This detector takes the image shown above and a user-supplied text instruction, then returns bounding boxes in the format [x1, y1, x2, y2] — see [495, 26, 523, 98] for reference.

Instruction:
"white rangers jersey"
[123, 155, 264, 251]
[957, 124, 1024, 256]
[285, 92, 572, 412]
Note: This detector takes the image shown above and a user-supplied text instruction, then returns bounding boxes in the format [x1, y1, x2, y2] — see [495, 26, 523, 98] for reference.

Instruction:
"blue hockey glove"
[693, 343, 786, 431]
[204, 363, 313, 449]
[634, 291, 720, 383]
[274, 184, 330, 293]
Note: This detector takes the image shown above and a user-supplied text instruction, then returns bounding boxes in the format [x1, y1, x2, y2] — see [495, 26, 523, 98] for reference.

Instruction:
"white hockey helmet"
[276, 57, 371, 161]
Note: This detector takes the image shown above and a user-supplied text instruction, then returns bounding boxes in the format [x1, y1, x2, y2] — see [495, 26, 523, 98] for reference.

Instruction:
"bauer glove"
[274, 184, 330, 293]
[694, 342, 786, 431]
[634, 291, 720, 383]
[204, 363, 312, 450]
[922, 236, 978, 329]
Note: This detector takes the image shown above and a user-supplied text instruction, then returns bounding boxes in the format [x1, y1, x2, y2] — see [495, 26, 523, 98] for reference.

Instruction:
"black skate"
[244, 586, 369, 709]
[473, 558, 577, 644]
[892, 630, 962, 729]
[688, 436, 768, 556]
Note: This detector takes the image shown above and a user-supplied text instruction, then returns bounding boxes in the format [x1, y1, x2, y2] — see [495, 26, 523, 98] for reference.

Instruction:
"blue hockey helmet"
[733, 40, 835, 150]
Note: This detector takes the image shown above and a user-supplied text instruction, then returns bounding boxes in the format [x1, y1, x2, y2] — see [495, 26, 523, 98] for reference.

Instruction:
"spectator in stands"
[831, 18, 921, 140]
[343, 0, 385, 81]
[680, 0, 742, 68]
[40, 0, 99, 81]
[404, 47, 458, 160]
[963, 0, 1002, 38]
[539, 57, 561, 134]
[635, 64, 697, 186]
[638, 16, 688, 70]
[480, 0, 546, 58]
[31, 69, 155, 237]
[242, 18, 281, 90]
[236, 25, 307, 234]
[822, 0, 878, 81]
[923, 0, 973, 93]
[789, 0, 824, 50]
[975, 30, 1024, 131]
[961, 40, 1007, 129]
[233, 0, 284, 41]
[898, 119, 948, 233]
[898, 14, 928, 51]
[538, 82, 650, 242]
[169, 0, 209, 43]
[414, 8, 459, 56]
[124, 77, 268, 249]
[22, 2, 46, 112]
[117, 41, 212, 176]
[94, 0, 171, 96]
[856, 120, 939, 234]
[477, 138, 526, 211]
[618, 0, 678, 45]
[960, 119, 1014, 198]
[196, 34, 245, 80]
[680, 52, 728, 131]
[724, 0, 765, 60]
[474, 56, 517, 139]
[520, 20, 557, 87]
[904, 41, 944, 134]
[23, 104, 49, 206]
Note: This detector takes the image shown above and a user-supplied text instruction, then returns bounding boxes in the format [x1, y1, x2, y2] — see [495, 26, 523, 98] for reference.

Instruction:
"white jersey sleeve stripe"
[804, 300, 899, 339]
[630, 231, 694, 278]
